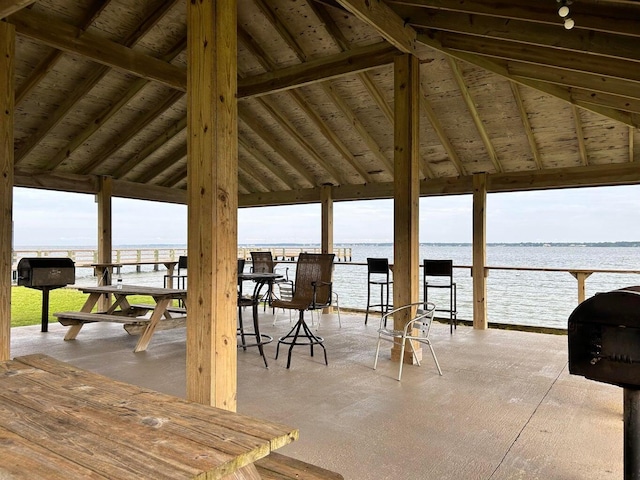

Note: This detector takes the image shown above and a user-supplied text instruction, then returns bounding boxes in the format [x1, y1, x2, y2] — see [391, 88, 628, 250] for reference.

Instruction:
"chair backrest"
[250, 251, 274, 274]
[292, 253, 335, 308]
[414, 302, 437, 337]
[177, 255, 188, 273]
[423, 259, 453, 285]
[367, 258, 390, 277]
[278, 281, 294, 302]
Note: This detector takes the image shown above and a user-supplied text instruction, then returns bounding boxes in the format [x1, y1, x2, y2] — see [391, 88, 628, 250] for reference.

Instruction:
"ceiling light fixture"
[556, 0, 575, 29]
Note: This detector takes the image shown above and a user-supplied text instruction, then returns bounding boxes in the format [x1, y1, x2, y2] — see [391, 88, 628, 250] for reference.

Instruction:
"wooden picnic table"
[54, 284, 187, 353]
[0, 354, 298, 479]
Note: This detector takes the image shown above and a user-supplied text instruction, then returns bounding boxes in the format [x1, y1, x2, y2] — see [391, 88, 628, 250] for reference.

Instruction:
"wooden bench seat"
[254, 452, 344, 480]
[128, 303, 187, 315]
[54, 311, 187, 336]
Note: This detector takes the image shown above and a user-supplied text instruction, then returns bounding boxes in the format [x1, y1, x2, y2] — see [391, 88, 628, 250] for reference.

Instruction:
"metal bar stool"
[365, 258, 393, 325]
[423, 259, 457, 333]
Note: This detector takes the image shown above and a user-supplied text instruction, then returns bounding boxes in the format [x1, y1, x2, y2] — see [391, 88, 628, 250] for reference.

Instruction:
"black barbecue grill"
[568, 286, 640, 480]
[17, 257, 75, 332]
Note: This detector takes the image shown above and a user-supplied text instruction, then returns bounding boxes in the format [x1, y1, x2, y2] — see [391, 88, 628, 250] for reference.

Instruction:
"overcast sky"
[11, 184, 640, 247]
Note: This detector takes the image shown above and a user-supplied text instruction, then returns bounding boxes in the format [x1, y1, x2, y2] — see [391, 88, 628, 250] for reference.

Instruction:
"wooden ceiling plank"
[159, 167, 186, 189]
[253, 0, 307, 61]
[111, 117, 187, 179]
[255, 97, 346, 185]
[333, 0, 418, 54]
[571, 105, 589, 166]
[133, 145, 186, 184]
[447, 57, 502, 173]
[45, 77, 151, 170]
[0, 0, 34, 19]
[237, 41, 398, 99]
[9, 9, 186, 91]
[417, 33, 639, 128]
[14, 66, 111, 164]
[238, 164, 270, 193]
[401, 8, 640, 63]
[15, 50, 62, 105]
[420, 84, 465, 176]
[631, 128, 636, 163]
[509, 82, 542, 170]
[386, 0, 640, 38]
[238, 138, 298, 190]
[321, 82, 391, 177]
[15, 4, 183, 165]
[240, 111, 317, 187]
[73, 91, 185, 175]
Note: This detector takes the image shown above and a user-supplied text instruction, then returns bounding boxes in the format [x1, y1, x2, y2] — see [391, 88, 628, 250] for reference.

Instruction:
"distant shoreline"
[12, 241, 640, 249]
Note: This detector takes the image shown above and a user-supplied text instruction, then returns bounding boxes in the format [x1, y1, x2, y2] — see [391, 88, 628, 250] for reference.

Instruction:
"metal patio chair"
[373, 301, 443, 381]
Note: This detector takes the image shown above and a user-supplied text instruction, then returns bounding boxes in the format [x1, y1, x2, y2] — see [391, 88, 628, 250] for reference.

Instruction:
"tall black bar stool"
[423, 259, 457, 333]
[365, 258, 393, 325]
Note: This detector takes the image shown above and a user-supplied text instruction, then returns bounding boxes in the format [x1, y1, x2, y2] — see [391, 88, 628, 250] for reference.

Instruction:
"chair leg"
[237, 305, 247, 351]
[428, 342, 443, 376]
[365, 281, 372, 325]
[398, 338, 407, 381]
[373, 336, 382, 370]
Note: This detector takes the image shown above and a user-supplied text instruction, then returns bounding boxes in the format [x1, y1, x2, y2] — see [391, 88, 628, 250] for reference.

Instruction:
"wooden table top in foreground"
[0, 354, 298, 479]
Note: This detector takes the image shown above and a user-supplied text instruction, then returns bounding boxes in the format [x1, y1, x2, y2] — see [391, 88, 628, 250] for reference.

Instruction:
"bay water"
[69, 244, 640, 330]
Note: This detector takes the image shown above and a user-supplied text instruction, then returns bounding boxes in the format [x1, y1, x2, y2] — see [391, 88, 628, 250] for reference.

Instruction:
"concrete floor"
[10, 312, 622, 480]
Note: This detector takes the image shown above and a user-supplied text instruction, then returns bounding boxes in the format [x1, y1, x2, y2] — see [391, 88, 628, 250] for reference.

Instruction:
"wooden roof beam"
[13, 4, 183, 164]
[333, 0, 419, 55]
[238, 25, 373, 183]
[420, 84, 465, 176]
[237, 41, 398, 98]
[447, 57, 503, 173]
[0, 0, 34, 19]
[417, 34, 640, 128]
[433, 32, 640, 87]
[571, 106, 589, 166]
[386, 0, 640, 38]
[309, 2, 394, 124]
[509, 82, 542, 170]
[398, 8, 640, 62]
[9, 8, 187, 90]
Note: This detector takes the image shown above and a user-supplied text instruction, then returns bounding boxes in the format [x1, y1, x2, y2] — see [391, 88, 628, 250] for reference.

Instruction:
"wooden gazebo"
[0, 0, 638, 408]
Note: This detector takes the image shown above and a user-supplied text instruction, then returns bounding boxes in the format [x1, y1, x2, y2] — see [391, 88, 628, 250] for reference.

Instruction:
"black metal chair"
[365, 257, 393, 325]
[272, 253, 335, 368]
[164, 255, 187, 289]
[423, 259, 457, 334]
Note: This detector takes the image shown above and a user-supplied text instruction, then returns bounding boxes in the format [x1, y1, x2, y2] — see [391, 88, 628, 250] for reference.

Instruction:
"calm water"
[70, 244, 640, 329]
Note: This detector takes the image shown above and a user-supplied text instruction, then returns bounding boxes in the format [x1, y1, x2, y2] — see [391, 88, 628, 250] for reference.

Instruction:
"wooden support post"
[186, 0, 238, 411]
[321, 186, 334, 313]
[97, 176, 113, 312]
[392, 54, 421, 364]
[472, 173, 488, 329]
[570, 271, 593, 303]
[0, 22, 14, 361]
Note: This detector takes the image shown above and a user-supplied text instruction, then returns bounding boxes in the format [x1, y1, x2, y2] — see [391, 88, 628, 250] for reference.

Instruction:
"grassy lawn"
[11, 286, 155, 327]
